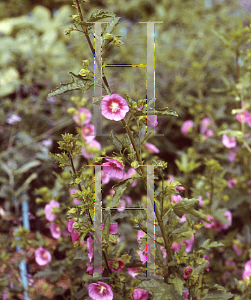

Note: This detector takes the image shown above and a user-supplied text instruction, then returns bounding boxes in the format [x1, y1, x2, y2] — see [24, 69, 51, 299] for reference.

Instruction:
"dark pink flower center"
[108, 99, 120, 113]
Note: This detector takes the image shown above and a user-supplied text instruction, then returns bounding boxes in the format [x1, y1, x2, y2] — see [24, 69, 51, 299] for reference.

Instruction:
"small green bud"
[131, 161, 139, 169]
[104, 33, 113, 40]
[67, 107, 77, 115]
[132, 102, 137, 109]
[82, 60, 89, 67]
[78, 69, 90, 77]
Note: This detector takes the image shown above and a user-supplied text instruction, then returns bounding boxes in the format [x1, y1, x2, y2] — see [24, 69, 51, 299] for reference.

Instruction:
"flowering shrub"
[1, 0, 251, 299]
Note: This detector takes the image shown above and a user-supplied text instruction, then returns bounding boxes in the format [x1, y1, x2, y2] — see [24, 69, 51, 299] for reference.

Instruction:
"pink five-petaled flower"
[181, 120, 194, 135]
[81, 140, 101, 159]
[133, 288, 152, 300]
[222, 130, 237, 149]
[102, 158, 125, 179]
[82, 124, 96, 142]
[101, 94, 129, 121]
[35, 247, 51, 266]
[73, 108, 92, 126]
[243, 260, 251, 281]
[44, 200, 60, 222]
[236, 110, 251, 124]
[184, 267, 193, 280]
[108, 258, 124, 272]
[170, 195, 182, 204]
[50, 223, 61, 239]
[68, 219, 80, 243]
[145, 142, 159, 153]
[88, 281, 113, 300]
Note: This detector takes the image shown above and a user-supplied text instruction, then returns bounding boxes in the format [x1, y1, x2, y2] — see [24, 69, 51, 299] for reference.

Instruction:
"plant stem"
[75, 0, 111, 94]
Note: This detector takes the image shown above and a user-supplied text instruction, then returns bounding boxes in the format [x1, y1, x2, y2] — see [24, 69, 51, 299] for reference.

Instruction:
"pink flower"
[81, 140, 101, 159]
[99, 223, 119, 235]
[124, 167, 137, 187]
[101, 94, 129, 121]
[184, 267, 193, 279]
[44, 200, 60, 222]
[35, 247, 51, 266]
[82, 124, 96, 142]
[222, 131, 237, 149]
[88, 281, 113, 300]
[181, 120, 194, 135]
[6, 114, 21, 124]
[183, 290, 192, 300]
[228, 179, 237, 188]
[108, 258, 124, 272]
[70, 189, 81, 205]
[133, 288, 152, 300]
[175, 185, 185, 193]
[137, 230, 146, 243]
[68, 219, 80, 242]
[160, 246, 167, 259]
[228, 147, 239, 162]
[200, 118, 213, 133]
[42, 139, 53, 147]
[73, 108, 92, 126]
[198, 195, 204, 207]
[87, 236, 93, 262]
[243, 260, 251, 281]
[128, 267, 141, 278]
[102, 158, 125, 179]
[50, 223, 61, 239]
[222, 210, 232, 230]
[236, 110, 251, 124]
[117, 195, 132, 211]
[171, 195, 182, 204]
[101, 171, 110, 184]
[147, 114, 158, 127]
[145, 142, 159, 153]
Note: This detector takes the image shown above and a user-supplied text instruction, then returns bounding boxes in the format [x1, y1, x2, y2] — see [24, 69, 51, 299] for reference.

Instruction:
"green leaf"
[200, 239, 224, 250]
[173, 198, 211, 223]
[15, 160, 41, 175]
[111, 178, 134, 207]
[48, 72, 93, 97]
[193, 262, 209, 277]
[173, 198, 199, 218]
[135, 107, 178, 117]
[102, 214, 111, 244]
[110, 130, 123, 151]
[202, 290, 233, 300]
[137, 279, 183, 300]
[87, 9, 115, 22]
[168, 276, 185, 296]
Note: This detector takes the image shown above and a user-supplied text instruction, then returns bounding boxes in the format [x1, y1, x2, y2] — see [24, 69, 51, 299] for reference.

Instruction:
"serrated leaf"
[200, 239, 224, 250]
[87, 9, 115, 22]
[173, 198, 211, 223]
[168, 276, 185, 296]
[201, 290, 233, 300]
[173, 198, 199, 218]
[48, 72, 93, 97]
[137, 279, 183, 300]
[193, 262, 209, 277]
[111, 178, 134, 207]
[110, 130, 123, 151]
[135, 107, 178, 117]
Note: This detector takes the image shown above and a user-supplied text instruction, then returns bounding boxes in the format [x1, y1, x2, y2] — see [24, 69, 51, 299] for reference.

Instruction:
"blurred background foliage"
[1, 0, 251, 298]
